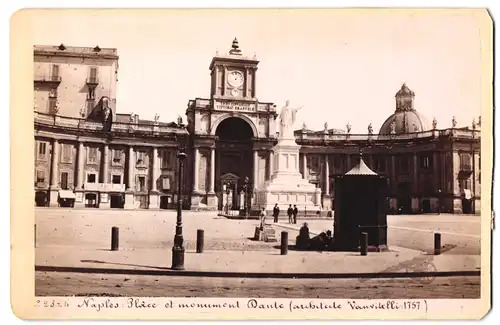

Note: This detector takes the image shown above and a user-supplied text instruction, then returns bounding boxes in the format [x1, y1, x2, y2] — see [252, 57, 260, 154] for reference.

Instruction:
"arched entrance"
[215, 117, 254, 210]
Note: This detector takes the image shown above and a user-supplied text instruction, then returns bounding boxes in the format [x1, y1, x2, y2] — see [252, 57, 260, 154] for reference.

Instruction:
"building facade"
[33, 41, 481, 214]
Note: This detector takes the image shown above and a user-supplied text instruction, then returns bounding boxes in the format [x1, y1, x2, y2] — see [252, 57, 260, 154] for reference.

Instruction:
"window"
[87, 174, 96, 183]
[61, 144, 72, 163]
[136, 151, 145, 166]
[112, 149, 122, 164]
[49, 88, 58, 98]
[420, 154, 433, 169]
[112, 175, 121, 184]
[61, 172, 69, 190]
[138, 176, 146, 192]
[36, 170, 45, 184]
[38, 142, 47, 159]
[460, 154, 472, 170]
[162, 177, 171, 191]
[162, 150, 173, 169]
[88, 67, 98, 83]
[48, 98, 57, 114]
[51, 65, 59, 80]
[88, 147, 98, 164]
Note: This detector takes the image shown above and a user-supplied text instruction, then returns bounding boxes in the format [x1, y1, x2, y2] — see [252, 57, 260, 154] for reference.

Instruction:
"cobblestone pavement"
[35, 271, 480, 299]
[34, 209, 481, 254]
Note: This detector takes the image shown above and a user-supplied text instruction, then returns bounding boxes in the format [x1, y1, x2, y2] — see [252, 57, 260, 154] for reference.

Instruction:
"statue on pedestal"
[324, 122, 329, 133]
[367, 123, 373, 135]
[279, 100, 303, 139]
[452, 116, 457, 128]
[346, 122, 352, 134]
[154, 113, 160, 124]
[432, 117, 437, 130]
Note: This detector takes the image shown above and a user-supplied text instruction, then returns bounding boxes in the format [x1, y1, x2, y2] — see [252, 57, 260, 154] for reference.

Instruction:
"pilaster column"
[253, 150, 259, 190]
[76, 141, 84, 189]
[102, 144, 109, 183]
[152, 147, 158, 191]
[413, 153, 418, 193]
[252, 68, 256, 98]
[209, 148, 215, 193]
[346, 154, 351, 173]
[268, 150, 274, 180]
[303, 153, 308, 180]
[222, 67, 227, 96]
[324, 154, 330, 195]
[50, 139, 59, 188]
[193, 147, 200, 192]
[127, 146, 134, 191]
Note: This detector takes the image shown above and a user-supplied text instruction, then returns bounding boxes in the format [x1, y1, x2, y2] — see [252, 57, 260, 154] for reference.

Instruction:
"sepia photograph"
[10, 7, 492, 320]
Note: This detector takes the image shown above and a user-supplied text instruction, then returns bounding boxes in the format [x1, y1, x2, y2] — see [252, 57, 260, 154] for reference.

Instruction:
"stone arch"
[211, 113, 258, 138]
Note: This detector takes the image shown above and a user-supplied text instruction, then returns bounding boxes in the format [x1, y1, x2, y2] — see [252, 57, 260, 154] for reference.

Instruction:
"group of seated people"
[295, 222, 334, 251]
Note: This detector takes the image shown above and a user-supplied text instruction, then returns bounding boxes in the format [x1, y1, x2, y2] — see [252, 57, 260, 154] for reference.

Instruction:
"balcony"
[86, 77, 99, 86]
[34, 74, 62, 86]
[84, 183, 125, 192]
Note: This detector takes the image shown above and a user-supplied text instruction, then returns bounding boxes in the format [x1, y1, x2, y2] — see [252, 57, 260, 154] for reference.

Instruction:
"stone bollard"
[434, 233, 441, 255]
[360, 232, 368, 256]
[111, 227, 119, 251]
[196, 229, 204, 253]
[34, 224, 37, 248]
[281, 231, 288, 255]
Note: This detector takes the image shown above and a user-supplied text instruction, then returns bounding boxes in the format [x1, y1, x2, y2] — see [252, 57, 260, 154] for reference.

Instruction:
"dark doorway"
[160, 196, 169, 209]
[35, 191, 47, 207]
[85, 193, 98, 208]
[215, 117, 254, 194]
[110, 194, 124, 208]
[397, 182, 412, 214]
[462, 199, 472, 214]
[422, 199, 431, 213]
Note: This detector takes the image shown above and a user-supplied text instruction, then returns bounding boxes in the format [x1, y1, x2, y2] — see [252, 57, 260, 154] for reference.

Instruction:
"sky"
[27, 9, 487, 133]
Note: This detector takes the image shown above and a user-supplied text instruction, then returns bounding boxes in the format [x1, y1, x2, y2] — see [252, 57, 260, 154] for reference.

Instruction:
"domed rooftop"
[379, 83, 431, 135]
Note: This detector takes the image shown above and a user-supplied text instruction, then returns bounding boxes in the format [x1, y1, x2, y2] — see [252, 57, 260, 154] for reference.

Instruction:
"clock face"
[227, 70, 244, 87]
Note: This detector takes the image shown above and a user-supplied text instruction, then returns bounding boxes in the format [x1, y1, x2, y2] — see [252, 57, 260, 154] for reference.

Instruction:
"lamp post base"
[171, 246, 185, 270]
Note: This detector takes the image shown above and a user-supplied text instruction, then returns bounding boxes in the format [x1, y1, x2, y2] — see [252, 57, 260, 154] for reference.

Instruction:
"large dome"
[379, 110, 431, 135]
[379, 83, 431, 135]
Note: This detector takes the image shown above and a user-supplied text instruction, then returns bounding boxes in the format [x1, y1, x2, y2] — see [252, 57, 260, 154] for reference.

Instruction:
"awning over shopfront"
[59, 190, 76, 199]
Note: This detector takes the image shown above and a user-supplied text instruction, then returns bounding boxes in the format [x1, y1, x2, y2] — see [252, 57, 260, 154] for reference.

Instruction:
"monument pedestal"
[253, 137, 321, 213]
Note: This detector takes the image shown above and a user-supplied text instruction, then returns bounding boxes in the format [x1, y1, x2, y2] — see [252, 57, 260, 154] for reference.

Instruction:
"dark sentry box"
[333, 157, 389, 252]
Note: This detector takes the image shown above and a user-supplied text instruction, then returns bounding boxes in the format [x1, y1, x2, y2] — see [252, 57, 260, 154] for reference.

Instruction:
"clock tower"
[186, 38, 278, 212]
[209, 38, 258, 100]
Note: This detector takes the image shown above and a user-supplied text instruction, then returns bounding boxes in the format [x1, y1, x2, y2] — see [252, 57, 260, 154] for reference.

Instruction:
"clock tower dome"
[209, 38, 258, 100]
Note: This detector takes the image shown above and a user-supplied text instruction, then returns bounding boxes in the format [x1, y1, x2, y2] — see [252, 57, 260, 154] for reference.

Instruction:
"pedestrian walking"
[287, 204, 293, 223]
[259, 208, 267, 229]
[273, 203, 280, 223]
[293, 205, 298, 224]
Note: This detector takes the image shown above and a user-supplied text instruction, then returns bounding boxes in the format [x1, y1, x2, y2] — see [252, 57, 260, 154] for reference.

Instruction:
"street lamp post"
[437, 189, 442, 215]
[171, 149, 187, 270]
[243, 176, 250, 217]
[225, 181, 232, 215]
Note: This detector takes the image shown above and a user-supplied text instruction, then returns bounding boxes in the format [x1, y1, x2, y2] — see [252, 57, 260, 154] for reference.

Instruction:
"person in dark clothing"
[293, 205, 298, 224]
[273, 203, 280, 223]
[287, 204, 293, 223]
